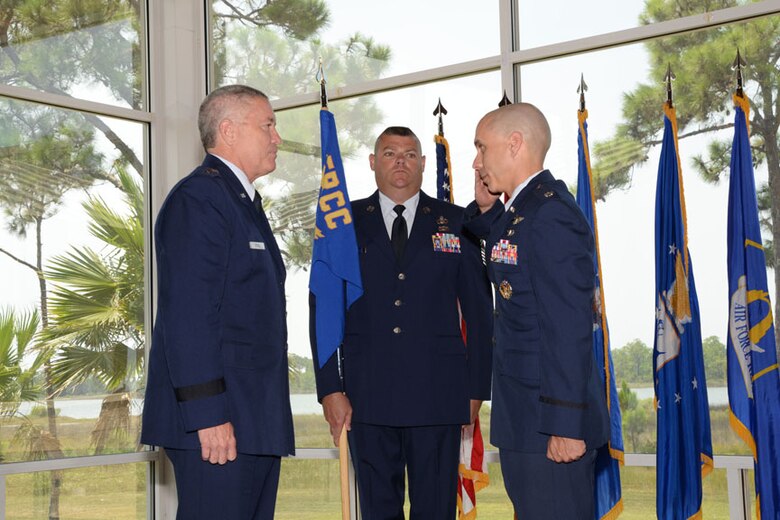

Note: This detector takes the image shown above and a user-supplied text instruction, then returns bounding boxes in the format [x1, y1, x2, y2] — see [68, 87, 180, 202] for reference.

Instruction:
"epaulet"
[533, 182, 560, 201]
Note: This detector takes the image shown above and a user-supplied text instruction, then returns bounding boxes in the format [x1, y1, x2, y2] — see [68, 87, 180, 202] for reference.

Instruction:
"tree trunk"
[766, 144, 780, 359]
[35, 217, 61, 520]
[753, 73, 780, 360]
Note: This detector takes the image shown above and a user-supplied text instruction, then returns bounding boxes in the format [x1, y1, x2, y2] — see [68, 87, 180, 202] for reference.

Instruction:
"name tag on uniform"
[490, 239, 518, 265]
[432, 233, 461, 253]
[249, 241, 266, 250]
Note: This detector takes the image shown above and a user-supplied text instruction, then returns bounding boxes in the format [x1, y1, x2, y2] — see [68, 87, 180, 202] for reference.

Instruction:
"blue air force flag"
[575, 109, 624, 520]
[435, 134, 454, 203]
[309, 108, 363, 368]
[726, 93, 780, 519]
[653, 104, 713, 520]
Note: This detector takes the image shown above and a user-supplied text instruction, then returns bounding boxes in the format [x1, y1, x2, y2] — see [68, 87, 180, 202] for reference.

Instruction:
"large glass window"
[206, 1, 778, 516]
[209, 0, 499, 98]
[518, 12, 779, 468]
[0, 1, 146, 110]
[4, 464, 147, 519]
[618, 466, 757, 519]
[0, 93, 147, 515]
[275, 459, 344, 519]
[516, 0, 771, 50]
[262, 71, 501, 448]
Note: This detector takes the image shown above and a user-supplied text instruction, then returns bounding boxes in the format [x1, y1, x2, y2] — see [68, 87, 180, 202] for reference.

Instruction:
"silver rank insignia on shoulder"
[544, 191, 554, 198]
[366, 205, 375, 212]
[499, 280, 512, 300]
[512, 216, 524, 225]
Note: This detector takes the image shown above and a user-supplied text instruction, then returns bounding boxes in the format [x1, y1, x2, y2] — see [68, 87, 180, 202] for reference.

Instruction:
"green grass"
[0, 403, 758, 519]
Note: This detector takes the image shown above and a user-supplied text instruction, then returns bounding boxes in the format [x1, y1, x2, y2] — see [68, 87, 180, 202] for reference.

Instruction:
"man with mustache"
[142, 84, 294, 519]
[311, 126, 493, 519]
[466, 103, 609, 519]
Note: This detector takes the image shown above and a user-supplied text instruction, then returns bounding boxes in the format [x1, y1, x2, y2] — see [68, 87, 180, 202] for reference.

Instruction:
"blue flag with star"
[726, 93, 780, 519]
[575, 109, 624, 520]
[309, 108, 363, 368]
[653, 104, 713, 520]
[435, 134, 454, 203]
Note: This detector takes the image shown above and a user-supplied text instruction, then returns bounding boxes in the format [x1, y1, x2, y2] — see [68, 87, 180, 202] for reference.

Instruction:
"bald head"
[472, 102, 552, 195]
[480, 102, 551, 164]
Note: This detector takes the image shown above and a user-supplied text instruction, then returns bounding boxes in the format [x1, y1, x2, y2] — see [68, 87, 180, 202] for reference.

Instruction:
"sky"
[0, 1, 773, 364]
[273, 0, 773, 358]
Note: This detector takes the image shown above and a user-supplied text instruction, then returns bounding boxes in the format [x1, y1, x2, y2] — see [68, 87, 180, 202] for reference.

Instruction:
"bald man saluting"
[464, 103, 609, 519]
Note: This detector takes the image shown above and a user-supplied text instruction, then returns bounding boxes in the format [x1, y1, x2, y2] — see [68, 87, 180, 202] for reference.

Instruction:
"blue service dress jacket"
[465, 170, 609, 453]
[141, 154, 295, 456]
[311, 190, 493, 427]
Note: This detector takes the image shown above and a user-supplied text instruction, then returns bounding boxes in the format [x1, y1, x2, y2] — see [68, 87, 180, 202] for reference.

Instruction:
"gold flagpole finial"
[577, 73, 588, 112]
[316, 56, 328, 108]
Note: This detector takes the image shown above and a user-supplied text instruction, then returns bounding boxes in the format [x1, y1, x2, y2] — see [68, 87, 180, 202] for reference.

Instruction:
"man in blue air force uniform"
[465, 104, 609, 519]
[310, 127, 493, 519]
[141, 85, 294, 520]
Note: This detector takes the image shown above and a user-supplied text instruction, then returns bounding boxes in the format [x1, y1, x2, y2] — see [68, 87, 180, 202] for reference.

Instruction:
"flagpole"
[317, 57, 352, 520]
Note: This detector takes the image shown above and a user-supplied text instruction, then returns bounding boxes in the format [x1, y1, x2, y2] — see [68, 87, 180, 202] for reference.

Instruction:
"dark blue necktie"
[391, 204, 407, 262]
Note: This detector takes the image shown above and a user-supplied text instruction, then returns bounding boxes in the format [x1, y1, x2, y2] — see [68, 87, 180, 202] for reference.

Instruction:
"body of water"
[10, 389, 727, 421]
[13, 393, 324, 420]
[632, 386, 729, 406]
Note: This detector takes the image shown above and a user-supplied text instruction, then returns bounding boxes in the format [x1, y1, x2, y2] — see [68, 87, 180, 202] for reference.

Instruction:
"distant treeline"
[612, 336, 727, 387]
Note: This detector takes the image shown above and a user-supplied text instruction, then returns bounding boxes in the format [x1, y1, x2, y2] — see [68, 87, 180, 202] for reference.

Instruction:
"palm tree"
[42, 166, 144, 454]
[0, 307, 45, 418]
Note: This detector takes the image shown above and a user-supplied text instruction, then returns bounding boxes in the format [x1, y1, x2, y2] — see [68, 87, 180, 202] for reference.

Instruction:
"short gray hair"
[198, 85, 269, 150]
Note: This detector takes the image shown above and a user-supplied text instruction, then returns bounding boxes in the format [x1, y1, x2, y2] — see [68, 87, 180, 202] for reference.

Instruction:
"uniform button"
[398, 273, 406, 280]
[393, 327, 402, 334]
[394, 299, 402, 307]
[491, 337, 497, 346]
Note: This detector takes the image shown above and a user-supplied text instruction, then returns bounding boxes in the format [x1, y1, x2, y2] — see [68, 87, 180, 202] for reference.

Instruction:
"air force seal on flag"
[655, 249, 692, 371]
[729, 275, 771, 398]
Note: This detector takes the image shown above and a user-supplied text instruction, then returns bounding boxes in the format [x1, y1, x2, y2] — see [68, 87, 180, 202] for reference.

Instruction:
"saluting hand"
[322, 392, 353, 446]
[197, 422, 237, 465]
[474, 170, 500, 214]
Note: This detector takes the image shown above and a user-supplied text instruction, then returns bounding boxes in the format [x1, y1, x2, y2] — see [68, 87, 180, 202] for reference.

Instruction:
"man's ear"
[218, 118, 236, 146]
[369, 153, 376, 172]
[508, 131, 523, 158]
